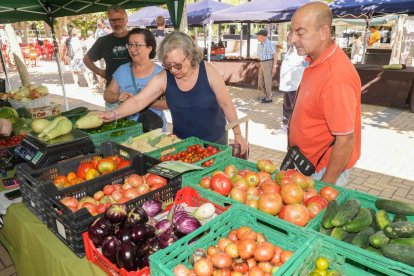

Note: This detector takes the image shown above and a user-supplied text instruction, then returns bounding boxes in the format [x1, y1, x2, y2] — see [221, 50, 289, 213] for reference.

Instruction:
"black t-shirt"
[86, 33, 130, 86]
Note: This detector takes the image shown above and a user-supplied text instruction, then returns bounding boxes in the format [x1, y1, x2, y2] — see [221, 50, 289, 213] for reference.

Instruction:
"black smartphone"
[4, 189, 21, 200]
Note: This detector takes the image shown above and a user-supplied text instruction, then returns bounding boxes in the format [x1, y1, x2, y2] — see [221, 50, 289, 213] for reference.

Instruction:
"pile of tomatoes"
[159, 144, 220, 167]
[53, 155, 131, 188]
[173, 226, 294, 275]
[198, 162, 340, 227]
[60, 173, 167, 216]
[0, 134, 25, 148]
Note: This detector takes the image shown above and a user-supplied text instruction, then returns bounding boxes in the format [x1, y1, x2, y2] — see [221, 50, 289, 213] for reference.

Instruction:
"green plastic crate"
[81, 122, 143, 148]
[182, 156, 350, 229]
[147, 136, 232, 167]
[283, 237, 405, 276]
[149, 205, 316, 276]
[310, 189, 414, 276]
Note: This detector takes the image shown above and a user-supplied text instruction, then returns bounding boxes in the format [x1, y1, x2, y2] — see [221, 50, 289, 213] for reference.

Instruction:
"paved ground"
[1, 60, 414, 274]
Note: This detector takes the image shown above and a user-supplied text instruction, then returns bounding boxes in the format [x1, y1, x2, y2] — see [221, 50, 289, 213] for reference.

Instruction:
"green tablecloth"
[0, 203, 105, 276]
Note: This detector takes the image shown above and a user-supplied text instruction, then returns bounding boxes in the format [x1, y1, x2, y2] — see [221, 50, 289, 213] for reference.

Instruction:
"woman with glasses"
[101, 31, 247, 154]
[103, 28, 167, 131]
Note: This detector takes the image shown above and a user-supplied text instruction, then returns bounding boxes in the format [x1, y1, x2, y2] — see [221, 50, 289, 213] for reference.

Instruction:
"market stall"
[209, 59, 280, 88]
[356, 64, 414, 112]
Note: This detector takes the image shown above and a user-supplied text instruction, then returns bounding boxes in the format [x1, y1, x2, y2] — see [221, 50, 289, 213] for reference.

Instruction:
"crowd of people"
[0, 2, 363, 186]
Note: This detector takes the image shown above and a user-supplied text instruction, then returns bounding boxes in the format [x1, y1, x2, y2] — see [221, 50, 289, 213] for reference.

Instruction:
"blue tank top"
[166, 61, 226, 142]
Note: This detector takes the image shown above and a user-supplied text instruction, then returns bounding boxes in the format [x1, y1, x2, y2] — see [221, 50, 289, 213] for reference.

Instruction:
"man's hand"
[0, 118, 12, 136]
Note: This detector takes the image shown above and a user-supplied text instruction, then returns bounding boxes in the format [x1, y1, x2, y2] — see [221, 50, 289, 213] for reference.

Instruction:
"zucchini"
[61, 106, 89, 116]
[330, 227, 349, 241]
[321, 200, 340, 229]
[375, 209, 392, 230]
[331, 199, 360, 227]
[383, 221, 414, 239]
[75, 112, 103, 129]
[375, 199, 414, 215]
[38, 116, 66, 138]
[367, 208, 380, 231]
[390, 238, 414, 246]
[351, 227, 375, 248]
[382, 64, 406, 70]
[369, 230, 390, 249]
[343, 208, 372, 233]
[393, 213, 408, 222]
[381, 243, 414, 266]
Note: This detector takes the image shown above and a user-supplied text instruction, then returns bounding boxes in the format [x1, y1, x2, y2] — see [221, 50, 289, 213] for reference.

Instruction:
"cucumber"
[375, 199, 414, 215]
[343, 208, 372, 233]
[390, 238, 414, 246]
[343, 232, 357, 243]
[381, 243, 414, 266]
[369, 230, 390, 248]
[367, 208, 380, 231]
[331, 199, 360, 227]
[393, 213, 408, 222]
[383, 221, 414, 238]
[61, 107, 89, 116]
[375, 209, 392, 230]
[351, 227, 375, 248]
[330, 227, 349, 241]
[366, 246, 382, 255]
[319, 225, 333, 236]
[321, 200, 340, 229]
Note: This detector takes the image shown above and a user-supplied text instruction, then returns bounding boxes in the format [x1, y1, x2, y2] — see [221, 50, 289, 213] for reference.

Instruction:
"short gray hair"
[107, 5, 127, 16]
[158, 31, 204, 68]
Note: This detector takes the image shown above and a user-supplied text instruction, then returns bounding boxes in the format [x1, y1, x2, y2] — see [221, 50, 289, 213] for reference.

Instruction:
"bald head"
[293, 2, 332, 30]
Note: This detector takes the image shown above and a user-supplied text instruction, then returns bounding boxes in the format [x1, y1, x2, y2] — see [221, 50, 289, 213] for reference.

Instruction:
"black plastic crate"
[15, 141, 140, 223]
[45, 154, 181, 258]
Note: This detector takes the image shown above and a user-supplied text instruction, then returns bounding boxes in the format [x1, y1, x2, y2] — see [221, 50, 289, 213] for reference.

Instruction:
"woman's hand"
[0, 118, 12, 136]
[99, 110, 118, 123]
[118, 93, 133, 102]
[234, 133, 248, 155]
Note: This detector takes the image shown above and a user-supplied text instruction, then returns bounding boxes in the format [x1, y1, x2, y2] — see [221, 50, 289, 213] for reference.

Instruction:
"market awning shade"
[0, 0, 185, 28]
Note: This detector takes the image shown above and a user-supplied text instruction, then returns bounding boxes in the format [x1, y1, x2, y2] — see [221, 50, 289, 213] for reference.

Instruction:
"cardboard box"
[30, 103, 61, 119]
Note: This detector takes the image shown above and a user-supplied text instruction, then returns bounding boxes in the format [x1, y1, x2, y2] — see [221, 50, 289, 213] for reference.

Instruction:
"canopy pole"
[207, 20, 212, 62]
[0, 46, 11, 91]
[361, 15, 372, 65]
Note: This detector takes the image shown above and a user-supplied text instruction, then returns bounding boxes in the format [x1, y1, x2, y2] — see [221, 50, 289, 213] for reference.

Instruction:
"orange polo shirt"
[289, 42, 361, 172]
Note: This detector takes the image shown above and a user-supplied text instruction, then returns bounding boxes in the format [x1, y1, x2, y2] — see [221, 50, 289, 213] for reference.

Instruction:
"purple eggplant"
[116, 226, 132, 243]
[167, 204, 185, 221]
[137, 249, 152, 268]
[101, 235, 121, 264]
[126, 206, 148, 226]
[130, 223, 156, 244]
[172, 211, 191, 225]
[142, 200, 163, 217]
[158, 231, 178, 249]
[155, 219, 174, 235]
[105, 204, 128, 224]
[175, 215, 201, 235]
[142, 237, 160, 253]
[88, 217, 112, 247]
[116, 240, 139, 272]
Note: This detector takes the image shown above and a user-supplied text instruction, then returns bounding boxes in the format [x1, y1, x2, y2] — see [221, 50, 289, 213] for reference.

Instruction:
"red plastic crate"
[83, 187, 228, 275]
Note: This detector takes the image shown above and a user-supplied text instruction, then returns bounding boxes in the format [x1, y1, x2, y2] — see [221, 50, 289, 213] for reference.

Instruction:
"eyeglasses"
[162, 55, 189, 70]
[128, 43, 147, 49]
[109, 18, 125, 24]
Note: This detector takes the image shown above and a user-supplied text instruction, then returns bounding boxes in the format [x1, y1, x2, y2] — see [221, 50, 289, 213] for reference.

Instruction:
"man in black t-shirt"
[83, 5, 130, 96]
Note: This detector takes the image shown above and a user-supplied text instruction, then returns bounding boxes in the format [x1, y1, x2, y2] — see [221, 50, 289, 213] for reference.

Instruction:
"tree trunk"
[5, 24, 31, 87]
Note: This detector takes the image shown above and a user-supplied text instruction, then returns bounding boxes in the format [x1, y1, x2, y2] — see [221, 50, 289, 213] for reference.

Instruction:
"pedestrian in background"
[287, 2, 361, 186]
[83, 5, 131, 110]
[278, 36, 305, 133]
[69, 27, 90, 88]
[152, 15, 167, 61]
[84, 30, 97, 89]
[256, 29, 277, 103]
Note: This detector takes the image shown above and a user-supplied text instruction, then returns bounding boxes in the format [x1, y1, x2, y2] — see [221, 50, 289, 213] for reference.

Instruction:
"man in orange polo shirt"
[288, 2, 361, 186]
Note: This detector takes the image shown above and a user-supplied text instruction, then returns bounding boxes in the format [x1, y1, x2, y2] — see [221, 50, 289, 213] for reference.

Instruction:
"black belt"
[260, 59, 273, 62]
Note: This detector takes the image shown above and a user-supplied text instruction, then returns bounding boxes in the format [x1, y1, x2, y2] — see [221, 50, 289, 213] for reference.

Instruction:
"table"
[209, 59, 280, 87]
[355, 64, 414, 112]
[0, 203, 105, 276]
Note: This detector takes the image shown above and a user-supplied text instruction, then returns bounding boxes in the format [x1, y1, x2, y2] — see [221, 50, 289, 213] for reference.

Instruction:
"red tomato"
[258, 193, 283, 215]
[115, 159, 131, 170]
[77, 162, 95, 179]
[210, 174, 232, 196]
[320, 186, 339, 202]
[281, 203, 310, 227]
[146, 173, 168, 186]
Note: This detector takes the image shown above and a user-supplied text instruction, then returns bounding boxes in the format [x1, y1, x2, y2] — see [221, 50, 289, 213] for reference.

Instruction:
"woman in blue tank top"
[100, 31, 247, 155]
